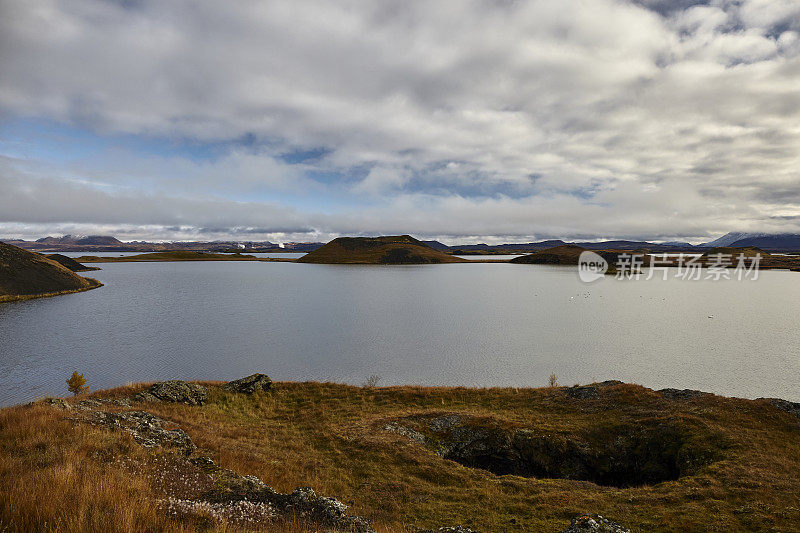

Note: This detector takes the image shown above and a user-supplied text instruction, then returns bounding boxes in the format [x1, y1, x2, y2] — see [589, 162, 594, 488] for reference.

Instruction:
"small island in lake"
[297, 235, 468, 264]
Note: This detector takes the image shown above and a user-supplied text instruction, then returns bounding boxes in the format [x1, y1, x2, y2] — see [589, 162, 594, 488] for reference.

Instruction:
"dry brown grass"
[3, 382, 800, 532]
[0, 402, 328, 532]
[0, 404, 181, 532]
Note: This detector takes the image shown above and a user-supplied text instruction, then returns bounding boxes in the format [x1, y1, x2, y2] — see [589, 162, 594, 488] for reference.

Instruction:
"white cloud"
[0, 0, 798, 242]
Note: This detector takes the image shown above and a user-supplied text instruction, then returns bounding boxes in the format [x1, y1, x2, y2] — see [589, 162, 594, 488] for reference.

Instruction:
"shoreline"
[0, 278, 103, 303]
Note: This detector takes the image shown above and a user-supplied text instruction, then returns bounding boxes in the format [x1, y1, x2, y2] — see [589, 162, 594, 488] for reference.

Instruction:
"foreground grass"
[3, 381, 800, 531]
[0, 403, 181, 532]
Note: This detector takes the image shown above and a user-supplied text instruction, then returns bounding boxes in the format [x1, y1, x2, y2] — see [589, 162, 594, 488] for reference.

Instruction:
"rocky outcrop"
[132, 380, 208, 405]
[58, 398, 372, 532]
[190, 456, 374, 532]
[42, 397, 71, 410]
[224, 373, 272, 394]
[565, 381, 622, 399]
[429, 414, 463, 432]
[90, 410, 196, 455]
[760, 398, 800, 418]
[384, 421, 426, 443]
[657, 388, 712, 400]
[561, 514, 630, 532]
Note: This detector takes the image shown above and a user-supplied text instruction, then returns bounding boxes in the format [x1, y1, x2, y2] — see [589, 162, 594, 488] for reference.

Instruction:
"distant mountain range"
[7, 232, 800, 254]
[701, 232, 800, 251]
[6, 235, 324, 253]
[425, 239, 699, 253]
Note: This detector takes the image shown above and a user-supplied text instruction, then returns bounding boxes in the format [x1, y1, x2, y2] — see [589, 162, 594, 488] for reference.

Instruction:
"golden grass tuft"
[0, 404, 183, 532]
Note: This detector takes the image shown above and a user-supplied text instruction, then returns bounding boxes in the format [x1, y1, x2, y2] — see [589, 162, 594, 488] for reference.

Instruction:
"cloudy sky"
[1, 0, 799, 244]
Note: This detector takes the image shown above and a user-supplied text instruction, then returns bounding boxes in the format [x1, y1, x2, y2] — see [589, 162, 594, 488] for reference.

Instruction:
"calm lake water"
[1, 261, 799, 406]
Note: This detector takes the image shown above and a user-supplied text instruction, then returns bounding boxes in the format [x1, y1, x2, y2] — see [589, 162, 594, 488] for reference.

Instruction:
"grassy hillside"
[4, 380, 800, 532]
[297, 235, 467, 264]
[45, 253, 101, 272]
[0, 242, 102, 302]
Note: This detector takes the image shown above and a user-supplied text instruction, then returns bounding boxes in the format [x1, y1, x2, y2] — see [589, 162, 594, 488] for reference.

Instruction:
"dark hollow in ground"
[430, 418, 722, 488]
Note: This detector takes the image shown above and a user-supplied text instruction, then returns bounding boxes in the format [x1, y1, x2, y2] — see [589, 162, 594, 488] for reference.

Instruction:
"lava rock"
[561, 514, 630, 533]
[384, 422, 427, 444]
[93, 410, 196, 455]
[202, 471, 374, 532]
[42, 397, 71, 410]
[429, 414, 463, 432]
[224, 373, 272, 394]
[567, 385, 599, 399]
[658, 388, 711, 400]
[132, 380, 207, 405]
[760, 398, 800, 418]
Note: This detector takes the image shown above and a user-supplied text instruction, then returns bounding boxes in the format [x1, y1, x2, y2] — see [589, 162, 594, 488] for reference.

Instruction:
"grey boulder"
[224, 373, 272, 394]
[133, 380, 208, 405]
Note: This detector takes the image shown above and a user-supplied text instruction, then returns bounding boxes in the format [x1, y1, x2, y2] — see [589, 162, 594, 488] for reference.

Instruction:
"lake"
[1, 261, 799, 406]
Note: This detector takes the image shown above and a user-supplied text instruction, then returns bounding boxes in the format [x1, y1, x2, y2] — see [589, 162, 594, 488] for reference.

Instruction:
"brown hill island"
[297, 235, 467, 264]
[0, 242, 102, 302]
[45, 253, 101, 272]
[510, 244, 624, 266]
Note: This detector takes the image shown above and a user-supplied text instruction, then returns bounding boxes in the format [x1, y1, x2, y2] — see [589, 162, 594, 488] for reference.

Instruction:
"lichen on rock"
[223, 373, 272, 394]
[759, 397, 800, 418]
[132, 380, 208, 405]
[561, 514, 630, 532]
[91, 410, 196, 455]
